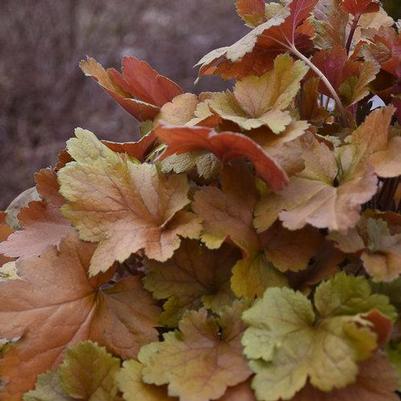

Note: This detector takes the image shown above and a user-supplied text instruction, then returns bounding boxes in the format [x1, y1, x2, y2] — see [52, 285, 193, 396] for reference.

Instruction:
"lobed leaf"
[196, 0, 318, 79]
[0, 234, 159, 400]
[291, 353, 399, 401]
[58, 128, 201, 275]
[192, 164, 260, 254]
[208, 54, 308, 133]
[143, 240, 240, 326]
[242, 274, 394, 400]
[0, 169, 74, 260]
[139, 304, 252, 401]
[58, 341, 120, 401]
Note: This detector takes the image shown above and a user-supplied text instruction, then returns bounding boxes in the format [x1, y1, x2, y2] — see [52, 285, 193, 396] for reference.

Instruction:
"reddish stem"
[346, 15, 361, 54]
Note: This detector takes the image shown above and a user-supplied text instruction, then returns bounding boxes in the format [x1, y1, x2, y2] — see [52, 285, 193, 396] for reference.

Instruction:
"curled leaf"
[80, 56, 182, 121]
[155, 124, 288, 191]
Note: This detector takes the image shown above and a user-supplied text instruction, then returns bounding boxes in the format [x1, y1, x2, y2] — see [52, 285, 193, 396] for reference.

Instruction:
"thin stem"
[346, 15, 361, 54]
[289, 45, 349, 126]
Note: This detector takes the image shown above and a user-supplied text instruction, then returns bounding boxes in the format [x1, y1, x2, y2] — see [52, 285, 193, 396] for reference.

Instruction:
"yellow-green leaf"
[144, 240, 239, 326]
[23, 372, 73, 401]
[242, 274, 391, 400]
[231, 254, 287, 299]
[58, 341, 120, 401]
[116, 360, 174, 401]
[139, 304, 251, 401]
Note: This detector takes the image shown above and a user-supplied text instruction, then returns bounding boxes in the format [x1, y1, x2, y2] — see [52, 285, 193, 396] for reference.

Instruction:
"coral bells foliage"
[4, 2, 401, 401]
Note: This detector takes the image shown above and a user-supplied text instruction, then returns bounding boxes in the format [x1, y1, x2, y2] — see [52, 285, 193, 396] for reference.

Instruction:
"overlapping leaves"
[242, 273, 395, 401]
[2, 0, 401, 400]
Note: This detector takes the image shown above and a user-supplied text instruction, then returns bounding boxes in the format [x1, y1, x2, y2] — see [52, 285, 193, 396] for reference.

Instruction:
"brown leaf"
[144, 240, 240, 326]
[311, 46, 378, 105]
[263, 223, 323, 272]
[0, 234, 160, 400]
[288, 240, 343, 291]
[155, 124, 288, 191]
[193, 164, 260, 255]
[340, 107, 396, 179]
[156, 93, 199, 125]
[291, 353, 399, 401]
[330, 216, 401, 282]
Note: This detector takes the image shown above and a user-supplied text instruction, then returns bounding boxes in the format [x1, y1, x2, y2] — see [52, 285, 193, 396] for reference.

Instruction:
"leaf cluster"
[2, 0, 401, 400]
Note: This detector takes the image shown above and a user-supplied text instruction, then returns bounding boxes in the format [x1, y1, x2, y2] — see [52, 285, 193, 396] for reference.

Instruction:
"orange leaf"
[80, 56, 182, 121]
[155, 125, 288, 191]
[197, 0, 318, 79]
[341, 0, 380, 16]
[102, 131, 157, 162]
[0, 234, 160, 400]
[236, 0, 266, 26]
[364, 309, 393, 346]
[0, 169, 74, 260]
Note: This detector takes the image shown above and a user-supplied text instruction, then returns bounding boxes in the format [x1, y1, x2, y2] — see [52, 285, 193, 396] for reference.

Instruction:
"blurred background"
[0, 0, 246, 208]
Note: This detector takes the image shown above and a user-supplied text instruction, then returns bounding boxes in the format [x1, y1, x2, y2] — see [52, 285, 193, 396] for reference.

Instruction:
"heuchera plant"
[1, 0, 401, 400]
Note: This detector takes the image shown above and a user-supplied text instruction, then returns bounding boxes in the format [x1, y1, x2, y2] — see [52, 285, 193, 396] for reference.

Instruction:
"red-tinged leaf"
[341, 0, 380, 16]
[197, 0, 318, 79]
[313, 0, 349, 50]
[108, 56, 183, 107]
[55, 132, 158, 171]
[364, 309, 393, 346]
[0, 169, 74, 260]
[393, 97, 401, 124]
[155, 125, 289, 191]
[291, 353, 399, 401]
[102, 131, 157, 162]
[0, 234, 160, 400]
[236, 0, 266, 27]
[311, 46, 378, 105]
[312, 46, 349, 93]
[365, 27, 401, 80]
[80, 56, 182, 121]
